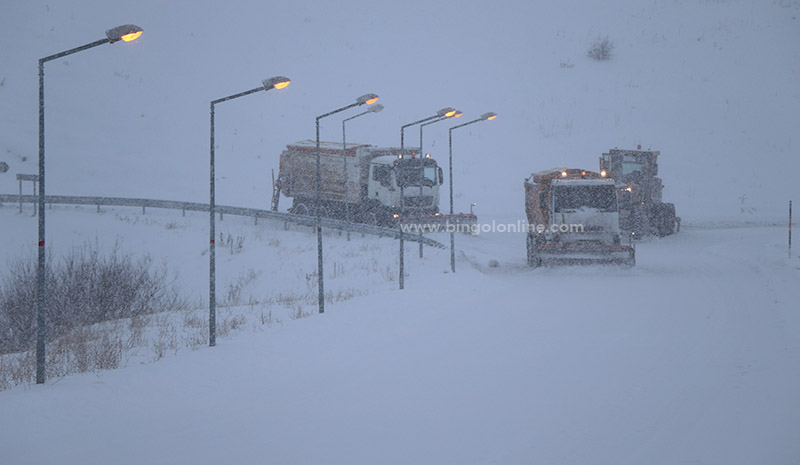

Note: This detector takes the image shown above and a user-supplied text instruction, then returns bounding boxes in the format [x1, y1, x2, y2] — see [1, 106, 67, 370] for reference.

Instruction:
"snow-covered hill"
[0, 0, 798, 220]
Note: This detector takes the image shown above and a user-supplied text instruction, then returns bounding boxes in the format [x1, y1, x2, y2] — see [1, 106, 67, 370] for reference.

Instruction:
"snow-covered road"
[1, 207, 798, 464]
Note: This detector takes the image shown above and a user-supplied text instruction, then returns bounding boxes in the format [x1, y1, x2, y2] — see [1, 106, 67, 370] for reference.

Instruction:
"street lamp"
[35, 24, 143, 384]
[415, 110, 462, 258]
[400, 107, 456, 156]
[209, 76, 290, 347]
[342, 103, 383, 241]
[448, 112, 497, 272]
[316, 93, 380, 313]
[397, 107, 455, 289]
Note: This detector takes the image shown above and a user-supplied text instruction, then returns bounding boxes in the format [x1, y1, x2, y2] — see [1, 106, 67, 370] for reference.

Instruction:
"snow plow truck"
[524, 168, 635, 267]
[599, 148, 679, 237]
[272, 140, 477, 229]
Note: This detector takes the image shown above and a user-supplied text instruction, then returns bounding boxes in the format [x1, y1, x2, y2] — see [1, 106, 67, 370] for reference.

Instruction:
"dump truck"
[272, 140, 456, 227]
[599, 148, 679, 237]
[524, 168, 635, 267]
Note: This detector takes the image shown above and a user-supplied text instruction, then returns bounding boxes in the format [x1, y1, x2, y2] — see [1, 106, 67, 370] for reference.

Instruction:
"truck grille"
[403, 196, 433, 208]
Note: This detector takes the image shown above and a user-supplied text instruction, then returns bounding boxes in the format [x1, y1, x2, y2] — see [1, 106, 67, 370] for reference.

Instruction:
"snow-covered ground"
[2, 0, 800, 463]
[1, 203, 799, 464]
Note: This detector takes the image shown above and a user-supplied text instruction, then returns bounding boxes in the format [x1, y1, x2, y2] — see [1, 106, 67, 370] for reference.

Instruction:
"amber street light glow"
[263, 76, 291, 90]
[121, 30, 142, 42]
[357, 93, 380, 105]
[105, 24, 144, 43]
[444, 109, 457, 117]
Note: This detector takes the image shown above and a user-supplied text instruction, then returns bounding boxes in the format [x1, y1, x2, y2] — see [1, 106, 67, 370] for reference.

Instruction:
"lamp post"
[316, 93, 379, 313]
[342, 103, 383, 241]
[416, 110, 461, 258]
[448, 112, 497, 273]
[397, 107, 455, 289]
[35, 24, 143, 384]
[209, 76, 290, 347]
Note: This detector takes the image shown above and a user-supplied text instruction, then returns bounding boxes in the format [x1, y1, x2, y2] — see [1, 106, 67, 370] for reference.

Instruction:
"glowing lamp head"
[437, 107, 457, 118]
[561, 170, 568, 178]
[625, 186, 633, 192]
[263, 76, 291, 90]
[453, 111, 463, 118]
[482, 112, 498, 121]
[393, 214, 400, 218]
[600, 170, 607, 177]
[106, 24, 143, 43]
[121, 31, 142, 42]
[425, 153, 431, 158]
[357, 93, 380, 105]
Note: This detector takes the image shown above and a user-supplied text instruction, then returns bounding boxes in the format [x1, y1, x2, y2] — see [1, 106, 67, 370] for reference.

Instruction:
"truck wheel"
[662, 203, 677, 235]
[362, 200, 386, 226]
[651, 203, 676, 237]
[526, 234, 541, 268]
[291, 202, 310, 216]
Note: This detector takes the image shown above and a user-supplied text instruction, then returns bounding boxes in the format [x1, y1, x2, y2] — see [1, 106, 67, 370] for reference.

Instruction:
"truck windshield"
[397, 161, 438, 188]
[621, 154, 644, 175]
[553, 185, 617, 212]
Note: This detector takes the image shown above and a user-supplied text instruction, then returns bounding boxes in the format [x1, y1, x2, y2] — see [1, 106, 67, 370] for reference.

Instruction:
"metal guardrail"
[0, 193, 445, 248]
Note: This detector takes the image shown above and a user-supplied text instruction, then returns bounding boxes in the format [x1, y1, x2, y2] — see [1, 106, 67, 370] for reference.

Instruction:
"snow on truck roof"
[554, 178, 615, 186]
[527, 168, 611, 185]
[284, 141, 421, 158]
[286, 140, 373, 151]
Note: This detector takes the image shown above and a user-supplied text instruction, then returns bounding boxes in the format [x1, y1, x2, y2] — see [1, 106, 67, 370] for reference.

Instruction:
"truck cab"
[548, 177, 622, 245]
[368, 156, 401, 213]
[599, 148, 678, 237]
[524, 168, 634, 267]
[368, 154, 443, 217]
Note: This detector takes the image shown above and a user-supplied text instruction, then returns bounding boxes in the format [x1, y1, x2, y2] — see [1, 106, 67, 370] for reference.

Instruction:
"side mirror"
[438, 167, 444, 185]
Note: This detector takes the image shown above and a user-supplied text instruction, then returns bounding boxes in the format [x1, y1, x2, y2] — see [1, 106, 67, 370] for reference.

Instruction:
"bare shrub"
[223, 269, 260, 306]
[289, 305, 311, 320]
[0, 241, 189, 355]
[219, 232, 245, 254]
[587, 35, 615, 61]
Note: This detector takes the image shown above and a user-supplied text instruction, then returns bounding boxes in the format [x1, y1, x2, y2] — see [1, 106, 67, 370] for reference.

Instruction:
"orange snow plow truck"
[524, 168, 635, 267]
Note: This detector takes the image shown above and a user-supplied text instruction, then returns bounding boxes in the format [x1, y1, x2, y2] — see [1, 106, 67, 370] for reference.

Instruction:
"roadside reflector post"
[399, 222, 405, 290]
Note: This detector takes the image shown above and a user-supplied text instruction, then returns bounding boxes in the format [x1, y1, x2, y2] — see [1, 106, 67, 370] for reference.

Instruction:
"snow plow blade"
[529, 242, 635, 267]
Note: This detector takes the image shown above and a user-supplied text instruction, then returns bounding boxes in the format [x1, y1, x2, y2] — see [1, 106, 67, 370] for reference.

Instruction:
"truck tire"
[291, 201, 310, 216]
[361, 200, 388, 226]
[627, 248, 636, 267]
[651, 203, 676, 237]
[526, 234, 542, 268]
[662, 203, 677, 236]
